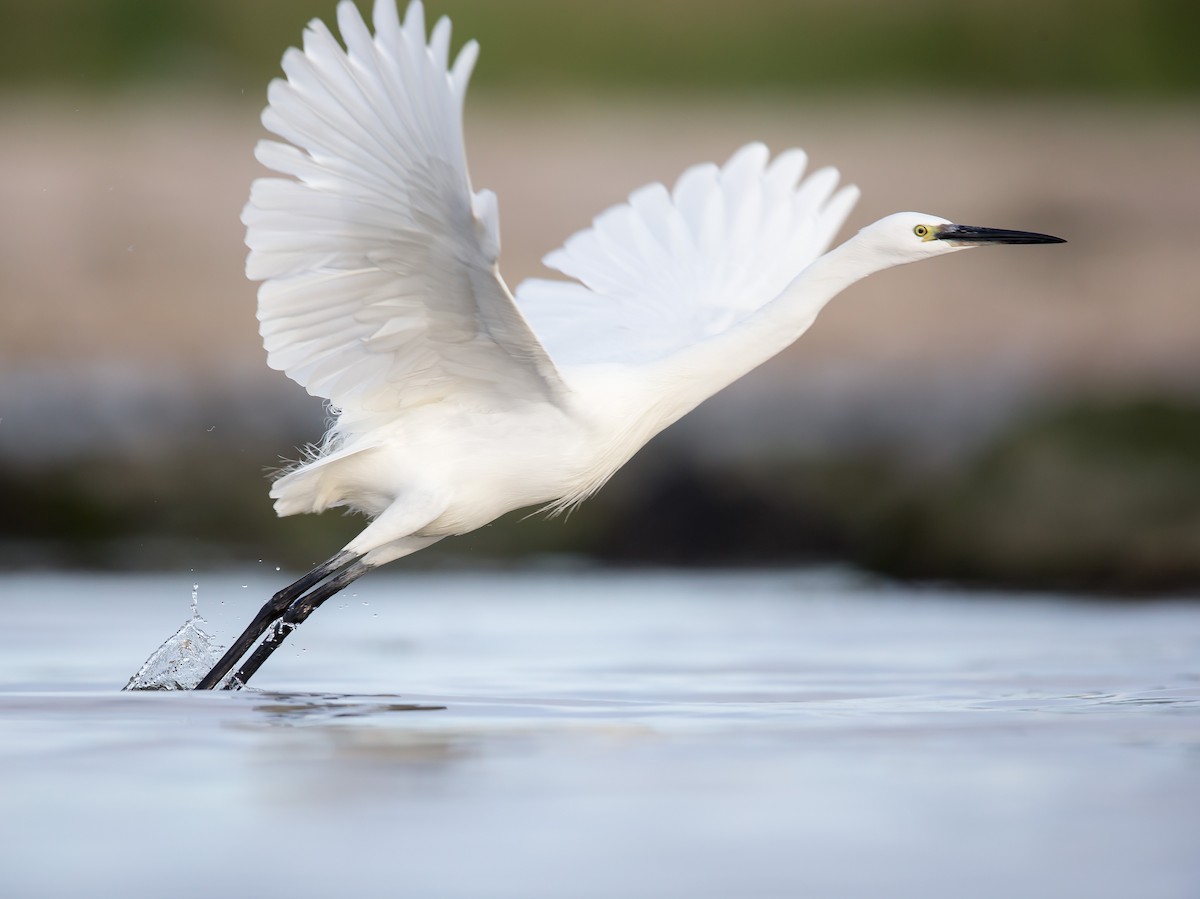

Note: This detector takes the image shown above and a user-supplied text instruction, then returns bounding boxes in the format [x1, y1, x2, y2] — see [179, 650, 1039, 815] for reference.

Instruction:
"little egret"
[194, 0, 1064, 689]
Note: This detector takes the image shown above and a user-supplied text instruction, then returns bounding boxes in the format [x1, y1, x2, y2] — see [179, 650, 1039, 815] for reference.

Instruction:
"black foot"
[223, 560, 371, 689]
[193, 550, 360, 690]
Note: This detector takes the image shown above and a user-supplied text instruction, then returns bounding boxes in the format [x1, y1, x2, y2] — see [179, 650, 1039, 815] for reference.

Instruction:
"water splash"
[123, 583, 226, 691]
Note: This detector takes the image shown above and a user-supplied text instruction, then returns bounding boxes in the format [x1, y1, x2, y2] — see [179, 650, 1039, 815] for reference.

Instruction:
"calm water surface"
[1, 568, 1198, 898]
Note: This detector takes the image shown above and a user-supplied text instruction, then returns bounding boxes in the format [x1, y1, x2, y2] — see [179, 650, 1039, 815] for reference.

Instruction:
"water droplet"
[275, 566, 281, 572]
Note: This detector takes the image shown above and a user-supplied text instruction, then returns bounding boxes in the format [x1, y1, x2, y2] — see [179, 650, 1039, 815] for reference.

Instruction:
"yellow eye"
[913, 224, 930, 238]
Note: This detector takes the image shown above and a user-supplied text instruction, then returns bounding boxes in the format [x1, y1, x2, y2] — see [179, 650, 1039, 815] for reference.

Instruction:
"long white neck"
[559, 231, 912, 505]
[642, 231, 904, 429]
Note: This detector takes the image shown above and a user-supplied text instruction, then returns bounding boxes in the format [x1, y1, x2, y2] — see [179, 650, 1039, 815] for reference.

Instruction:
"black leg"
[224, 559, 372, 689]
[193, 550, 358, 690]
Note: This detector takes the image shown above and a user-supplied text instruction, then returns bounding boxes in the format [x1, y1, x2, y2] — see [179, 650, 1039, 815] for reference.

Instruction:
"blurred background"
[1, 0, 1198, 592]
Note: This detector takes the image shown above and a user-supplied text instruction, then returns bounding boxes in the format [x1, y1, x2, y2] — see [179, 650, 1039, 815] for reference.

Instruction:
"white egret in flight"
[195, 0, 1064, 689]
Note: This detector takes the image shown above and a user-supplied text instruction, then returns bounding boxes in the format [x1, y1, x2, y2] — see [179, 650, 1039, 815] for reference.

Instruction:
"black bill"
[935, 224, 1066, 245]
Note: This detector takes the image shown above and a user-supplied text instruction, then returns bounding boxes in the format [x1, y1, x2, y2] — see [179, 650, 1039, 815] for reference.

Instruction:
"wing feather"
[515, 143, 860, 367]
[244, 0, 567, 420]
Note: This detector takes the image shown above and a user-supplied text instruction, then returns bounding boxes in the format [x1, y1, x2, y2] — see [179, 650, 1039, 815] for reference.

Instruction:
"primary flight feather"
[194, 0, 1063, 689]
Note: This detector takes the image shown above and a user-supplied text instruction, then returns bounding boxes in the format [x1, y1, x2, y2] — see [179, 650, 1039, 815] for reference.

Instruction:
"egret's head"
[860, 212, 1065, 263]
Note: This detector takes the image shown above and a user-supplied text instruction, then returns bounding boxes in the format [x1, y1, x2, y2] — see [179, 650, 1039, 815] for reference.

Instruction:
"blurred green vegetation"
[3, 0, 1198, 97]
[5, 398, 1200, 594]
[0, 449, 360, 571]
[598, 397, 1200, 594]
[877, 398, 1200, 591]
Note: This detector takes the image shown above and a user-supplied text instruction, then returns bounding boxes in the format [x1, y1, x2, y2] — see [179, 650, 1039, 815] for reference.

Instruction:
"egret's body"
[194, 0, 1063, 689]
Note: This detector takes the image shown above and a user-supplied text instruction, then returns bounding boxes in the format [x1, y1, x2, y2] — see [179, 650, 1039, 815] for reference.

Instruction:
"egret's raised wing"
[515, 144, 859, 367]
[244, 0, 567, 417]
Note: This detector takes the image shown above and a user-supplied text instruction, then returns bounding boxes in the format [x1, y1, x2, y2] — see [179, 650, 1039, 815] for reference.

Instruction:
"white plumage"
[198, 0, 1062, 688]
[519, 146, 858, 367]
[245, 0, 865, 559]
